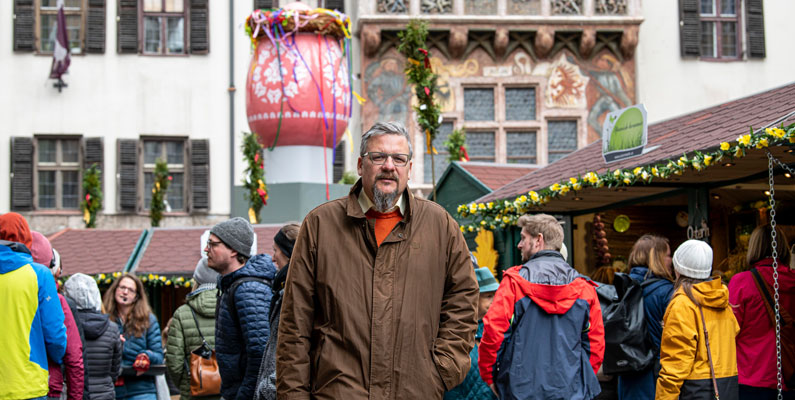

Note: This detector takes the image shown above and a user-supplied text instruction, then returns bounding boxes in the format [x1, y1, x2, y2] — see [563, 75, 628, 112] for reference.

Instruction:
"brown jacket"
[276, 181, 479, 399]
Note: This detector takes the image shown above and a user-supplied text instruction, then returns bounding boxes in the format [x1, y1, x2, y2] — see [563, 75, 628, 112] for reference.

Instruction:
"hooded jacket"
[216, 253, 277, 400]
[80, 310, 123, 400]
[0, 241, 67, 399]
[276, 181, 479, 400]
[656, 277, 739, 400]
[166, 285, 221, 400]
[47, 294, 85, 399]
[728, 258, 795, 389]
[479, 250, 605, 400]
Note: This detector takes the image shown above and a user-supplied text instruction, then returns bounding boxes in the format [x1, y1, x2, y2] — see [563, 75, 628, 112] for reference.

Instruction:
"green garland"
[457, 124, 795, 232]
[80, 164, 102, 228]
[149, 159, 171, 227]
[58, 272, 193, 289]
[444, 128, 468, 162]
[242, 132, 268, 224]
[397, 19, 442, 195]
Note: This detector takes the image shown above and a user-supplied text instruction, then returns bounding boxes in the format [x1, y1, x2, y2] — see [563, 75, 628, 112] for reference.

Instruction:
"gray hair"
[360, 121, 413, 159]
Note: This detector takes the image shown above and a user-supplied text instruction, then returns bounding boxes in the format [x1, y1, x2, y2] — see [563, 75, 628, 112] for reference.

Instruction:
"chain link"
[767, 151, 784, 400]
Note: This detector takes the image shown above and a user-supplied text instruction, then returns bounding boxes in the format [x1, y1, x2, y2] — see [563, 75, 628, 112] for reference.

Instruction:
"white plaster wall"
[0, 0, 363, 217]
[637, 0, 795, 124]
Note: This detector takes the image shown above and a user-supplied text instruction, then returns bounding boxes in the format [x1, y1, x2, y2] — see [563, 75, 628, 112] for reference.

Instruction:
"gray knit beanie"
[210, 217, 254, 257]
[673, 239, 713, 279]
[193, 258, 219, 285]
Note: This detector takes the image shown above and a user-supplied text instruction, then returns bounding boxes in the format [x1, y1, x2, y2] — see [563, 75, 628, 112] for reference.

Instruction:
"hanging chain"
[766, 151, 783, 400]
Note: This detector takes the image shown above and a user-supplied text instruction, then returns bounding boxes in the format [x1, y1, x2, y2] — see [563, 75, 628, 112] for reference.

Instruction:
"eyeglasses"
[206, 240, 225, 249]
[117, 285, 137, 294]
[362, 152, 410, 167]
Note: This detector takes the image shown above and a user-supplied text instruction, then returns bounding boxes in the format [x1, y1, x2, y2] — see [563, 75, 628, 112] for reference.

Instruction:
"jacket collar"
[346, 179, 414, 223]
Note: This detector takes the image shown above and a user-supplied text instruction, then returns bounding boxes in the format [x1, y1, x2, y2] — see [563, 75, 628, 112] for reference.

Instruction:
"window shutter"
[333, 141, 345, 182]
[746, 0, 765, 58]
[86, 0, 106, 53]
[13, 0, 35, 52]
[117, 139, 138, 211]
[189, 0, 209, 54]
[254, 0, 273, 10]
[117, 0, 138, 53]
[325, 0, 345, 12]
[10, 137, 34, 210]
[190, 139, 210, 212]
[679, 0, 700, 57]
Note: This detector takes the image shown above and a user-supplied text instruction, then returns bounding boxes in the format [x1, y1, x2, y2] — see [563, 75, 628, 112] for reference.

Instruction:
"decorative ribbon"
[460, 146, 470, 162]
[426, 129, 437, 155]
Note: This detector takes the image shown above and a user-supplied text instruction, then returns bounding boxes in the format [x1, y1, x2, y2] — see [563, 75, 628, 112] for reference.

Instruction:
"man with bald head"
[277, 122, 479, 399]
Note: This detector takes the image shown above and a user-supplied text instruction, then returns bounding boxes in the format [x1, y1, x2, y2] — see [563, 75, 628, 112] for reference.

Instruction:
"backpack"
[65, 296, 91, 400]
[218, 276, 273, 325]
[599, 273, 659, 375]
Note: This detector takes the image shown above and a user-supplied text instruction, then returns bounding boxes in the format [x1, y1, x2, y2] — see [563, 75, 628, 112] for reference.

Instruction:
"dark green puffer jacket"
[166, 285, 221, 400]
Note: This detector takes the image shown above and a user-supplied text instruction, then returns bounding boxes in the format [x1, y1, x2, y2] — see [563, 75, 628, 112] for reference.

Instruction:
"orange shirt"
[365, 209, 402, 246]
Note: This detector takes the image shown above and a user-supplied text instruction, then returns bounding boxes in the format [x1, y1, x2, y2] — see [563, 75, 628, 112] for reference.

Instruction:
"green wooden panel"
[435, 169, 490, 218]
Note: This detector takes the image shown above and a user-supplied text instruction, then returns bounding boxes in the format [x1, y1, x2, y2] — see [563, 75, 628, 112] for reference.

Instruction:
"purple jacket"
[48, 293, 85, 399]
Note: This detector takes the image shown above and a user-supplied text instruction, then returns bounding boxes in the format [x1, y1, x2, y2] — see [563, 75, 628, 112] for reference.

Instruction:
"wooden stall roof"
[48, 229, 146, 276]
[477, 82, 795, 214]
[457, 162, 537, 191]
[134, 225, 282, 275]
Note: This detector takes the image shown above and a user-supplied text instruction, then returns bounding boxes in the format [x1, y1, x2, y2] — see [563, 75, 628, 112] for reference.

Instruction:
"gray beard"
[373, 186, 400, 212]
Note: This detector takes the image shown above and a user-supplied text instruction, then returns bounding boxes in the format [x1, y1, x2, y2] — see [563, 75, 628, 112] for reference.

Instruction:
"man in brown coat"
[276, 121, 479, 399]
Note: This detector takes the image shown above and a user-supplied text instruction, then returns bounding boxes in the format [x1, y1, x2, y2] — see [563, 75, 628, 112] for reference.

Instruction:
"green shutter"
[86, 0, 106, 54]
[745, 0, 765, 58]
[118, 139, 138, 211]
[190, 139, 210, 212]
[13, 0, 35, 52]
[117, 0, 138, 53]
[679, 0, 701, 57]
[189, 0, 209, 54]
[10, 137, 34, 210]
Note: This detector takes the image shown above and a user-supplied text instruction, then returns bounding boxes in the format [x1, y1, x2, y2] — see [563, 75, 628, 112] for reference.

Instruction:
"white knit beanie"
[673, 239, 713, 279]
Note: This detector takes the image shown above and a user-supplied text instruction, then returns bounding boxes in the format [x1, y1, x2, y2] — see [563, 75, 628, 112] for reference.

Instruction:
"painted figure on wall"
[584, 52, 634, 142]
[363, 55, 411, 128]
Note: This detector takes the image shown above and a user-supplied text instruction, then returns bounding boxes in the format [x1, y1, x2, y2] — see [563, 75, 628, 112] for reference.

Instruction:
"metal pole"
[229, 0, 236, 218]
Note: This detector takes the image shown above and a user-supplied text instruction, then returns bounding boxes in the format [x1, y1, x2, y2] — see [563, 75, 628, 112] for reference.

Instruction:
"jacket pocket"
[431, 349, 455, 392]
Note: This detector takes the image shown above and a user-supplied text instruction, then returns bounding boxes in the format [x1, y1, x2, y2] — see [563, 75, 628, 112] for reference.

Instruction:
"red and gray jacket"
[479, 251, 605, 400]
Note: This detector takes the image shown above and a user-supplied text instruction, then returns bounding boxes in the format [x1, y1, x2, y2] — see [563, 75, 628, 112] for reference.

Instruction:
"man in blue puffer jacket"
[207, 218, 276, 400]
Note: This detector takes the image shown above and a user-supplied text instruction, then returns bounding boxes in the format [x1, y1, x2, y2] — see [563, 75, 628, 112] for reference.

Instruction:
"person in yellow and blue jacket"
[656, 239, 739, 400]
[0, 212, 67, 399]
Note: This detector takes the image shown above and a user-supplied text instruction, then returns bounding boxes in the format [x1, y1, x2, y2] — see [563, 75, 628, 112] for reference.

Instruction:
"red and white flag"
[49, 0, 71, 80]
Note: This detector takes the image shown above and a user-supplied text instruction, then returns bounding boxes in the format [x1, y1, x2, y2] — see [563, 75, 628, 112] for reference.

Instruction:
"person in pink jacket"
[728, 224, 795, 400]
[30, 231, 85, 400]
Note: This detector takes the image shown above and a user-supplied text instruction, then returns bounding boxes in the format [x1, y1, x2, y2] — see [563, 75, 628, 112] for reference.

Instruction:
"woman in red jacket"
[728, 224, 795, 399]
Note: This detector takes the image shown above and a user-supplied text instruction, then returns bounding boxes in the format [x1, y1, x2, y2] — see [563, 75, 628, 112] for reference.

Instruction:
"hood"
[503, 267, 592, 315]
[677, 277, 729, 309]
[187, 287, 219, 318]
[0, 243, 35, 274]
[63, 273, 102, 311]
[81, 310, 110, 340]
[219, 253, 277, 291]
[629, 266, 649, 282]
[519, 250, 580, 285]
[0, 212, 33, 249]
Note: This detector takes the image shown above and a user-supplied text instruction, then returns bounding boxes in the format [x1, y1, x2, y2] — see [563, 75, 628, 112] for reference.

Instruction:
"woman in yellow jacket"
[656, 239, 740, 400]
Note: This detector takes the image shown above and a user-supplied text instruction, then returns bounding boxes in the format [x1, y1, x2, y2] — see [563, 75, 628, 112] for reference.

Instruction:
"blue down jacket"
[617, 266, 674, 400]
[216, 254, 277, 400]
[114, 313, 164, 399]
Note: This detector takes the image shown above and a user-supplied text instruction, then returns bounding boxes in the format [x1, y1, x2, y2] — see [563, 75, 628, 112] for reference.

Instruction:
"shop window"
[424, 122, 454, 184]
[548, 120, 578, 163]
[117, 0, 208, 55]
[467, 132, 496, 162]
[505, 87, 536, 121]
[36, 137, 81, 209]
[464, 88, 495, 121]
[507, 132, 537, 164]
[680, 0, 765, 59]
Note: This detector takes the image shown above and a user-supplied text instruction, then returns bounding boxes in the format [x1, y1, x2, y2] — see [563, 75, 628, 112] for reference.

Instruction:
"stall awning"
[48, 228, 147, 275]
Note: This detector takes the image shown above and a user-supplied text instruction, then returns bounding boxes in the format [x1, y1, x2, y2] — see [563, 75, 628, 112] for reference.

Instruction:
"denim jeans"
[123, 394, 157, 400]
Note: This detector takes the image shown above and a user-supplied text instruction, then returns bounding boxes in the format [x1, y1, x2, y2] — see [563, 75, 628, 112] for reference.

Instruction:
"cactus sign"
[602, 104, 648, 163]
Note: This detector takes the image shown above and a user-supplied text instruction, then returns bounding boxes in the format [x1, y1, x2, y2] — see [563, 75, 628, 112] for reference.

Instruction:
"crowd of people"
[1, 121, 793, 400]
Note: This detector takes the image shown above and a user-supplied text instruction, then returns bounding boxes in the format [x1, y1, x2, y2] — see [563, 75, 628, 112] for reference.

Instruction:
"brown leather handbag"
[187, 306, 222, 396]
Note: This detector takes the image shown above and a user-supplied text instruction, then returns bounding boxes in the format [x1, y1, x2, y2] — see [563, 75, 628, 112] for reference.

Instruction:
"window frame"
[139, 137, 188, 213]
[139, 0, 188, 56]
[698, 0, 742, 60]
[35, 0, 87, 55]
[33, 135, 83, 211]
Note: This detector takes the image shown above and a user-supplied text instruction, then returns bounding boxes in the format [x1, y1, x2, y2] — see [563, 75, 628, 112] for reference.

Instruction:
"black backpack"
[599, 273, 660, 375]
[64, 296, 90, 400]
